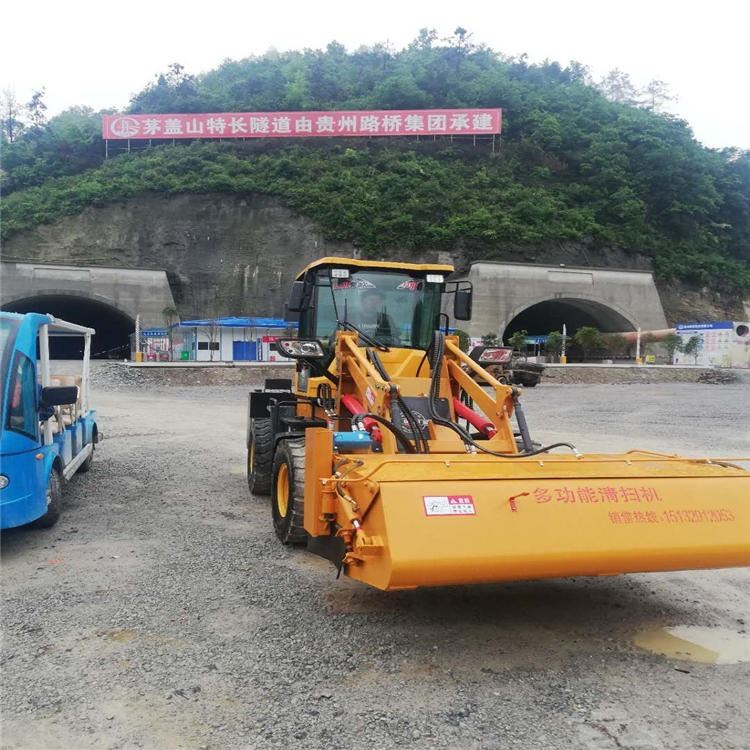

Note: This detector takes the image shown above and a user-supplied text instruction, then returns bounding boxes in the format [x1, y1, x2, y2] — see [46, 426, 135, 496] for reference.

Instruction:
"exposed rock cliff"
[3, 192, 745, 323]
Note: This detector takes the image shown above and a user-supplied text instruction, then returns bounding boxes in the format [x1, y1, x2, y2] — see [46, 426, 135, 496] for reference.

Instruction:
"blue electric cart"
[1, 312, 99, 529]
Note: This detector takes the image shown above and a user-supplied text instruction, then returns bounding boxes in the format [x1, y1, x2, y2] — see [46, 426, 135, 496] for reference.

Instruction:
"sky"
[2, 0, 748, 150]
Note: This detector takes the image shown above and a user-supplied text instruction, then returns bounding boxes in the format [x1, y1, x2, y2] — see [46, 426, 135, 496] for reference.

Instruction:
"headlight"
[0, 475, 9, 489]
[277, 339, 325, 358]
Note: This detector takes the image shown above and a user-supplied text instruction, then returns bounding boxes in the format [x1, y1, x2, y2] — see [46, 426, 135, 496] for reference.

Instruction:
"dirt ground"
[2, 369, 749, 750]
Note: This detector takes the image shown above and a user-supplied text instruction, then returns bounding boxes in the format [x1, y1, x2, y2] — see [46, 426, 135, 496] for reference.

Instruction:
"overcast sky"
[2, 0, 748, 149]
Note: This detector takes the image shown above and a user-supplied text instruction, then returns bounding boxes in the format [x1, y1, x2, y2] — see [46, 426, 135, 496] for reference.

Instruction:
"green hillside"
[2, 31, 749, 293]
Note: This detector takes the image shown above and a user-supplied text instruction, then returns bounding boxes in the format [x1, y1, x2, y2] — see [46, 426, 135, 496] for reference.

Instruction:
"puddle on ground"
[634, 626, 750, 664]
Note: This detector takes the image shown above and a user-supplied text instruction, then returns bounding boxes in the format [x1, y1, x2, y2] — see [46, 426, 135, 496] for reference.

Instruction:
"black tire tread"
[272, 438, 307, 545]
[248, 418, 274, 495]
[32, 468, 62, 528]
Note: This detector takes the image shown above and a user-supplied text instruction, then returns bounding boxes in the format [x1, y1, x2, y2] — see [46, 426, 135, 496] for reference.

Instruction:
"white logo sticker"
[423, 495, 476, 516]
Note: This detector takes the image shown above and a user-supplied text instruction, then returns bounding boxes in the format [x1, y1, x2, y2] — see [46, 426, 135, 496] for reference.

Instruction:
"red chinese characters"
[102, 109, 502, 140]
[531, 486, 664, 505]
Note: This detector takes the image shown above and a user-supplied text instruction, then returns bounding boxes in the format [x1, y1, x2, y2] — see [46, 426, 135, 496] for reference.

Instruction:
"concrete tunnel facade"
[458, 261, 668, 340]
[1, 262, 177, 357]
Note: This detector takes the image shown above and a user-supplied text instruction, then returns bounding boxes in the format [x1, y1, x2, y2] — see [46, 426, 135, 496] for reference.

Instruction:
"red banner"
[102, 109, 501, 140]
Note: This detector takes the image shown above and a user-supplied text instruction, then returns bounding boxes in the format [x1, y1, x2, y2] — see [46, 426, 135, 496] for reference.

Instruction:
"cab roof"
[296, 256, 455, 280]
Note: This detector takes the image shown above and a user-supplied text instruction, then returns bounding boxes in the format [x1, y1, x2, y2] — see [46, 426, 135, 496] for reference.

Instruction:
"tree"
[449, 27, 473, 52]
[639, 79, 675, 112]
[604, 333, 629, 359]
[454, 329, 470, 352]
[507, 329, 528, 358]
[26, 88, 47, 130]
[574, 326, 604, 362]
[567, 60, 593, 86]
[598, 69, 639, 105]
[545, 330, 564, 360]
[662, 333, 683, 363]
[481, 333, 500, 346]
[206, 318, 220, 362]
[682, 335, 701, 364]
[1, 89, 24, 142]
[409, 28, 438, 51]
[162, 305, 179, 360]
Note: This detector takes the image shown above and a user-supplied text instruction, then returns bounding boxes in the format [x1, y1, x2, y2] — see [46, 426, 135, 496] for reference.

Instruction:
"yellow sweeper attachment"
[246, 258, 750, 591]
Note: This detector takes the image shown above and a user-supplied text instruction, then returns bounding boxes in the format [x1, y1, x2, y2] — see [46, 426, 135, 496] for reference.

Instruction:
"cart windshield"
[0, 317, 21, 426]
[313, 269, 443, 350]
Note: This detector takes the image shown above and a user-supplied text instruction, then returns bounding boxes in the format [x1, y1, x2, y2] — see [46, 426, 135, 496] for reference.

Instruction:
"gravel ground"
[2, 367, 749, 750]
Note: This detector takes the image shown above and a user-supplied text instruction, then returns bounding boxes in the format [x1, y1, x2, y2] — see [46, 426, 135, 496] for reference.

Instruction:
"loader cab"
[288, 258, 470, 354]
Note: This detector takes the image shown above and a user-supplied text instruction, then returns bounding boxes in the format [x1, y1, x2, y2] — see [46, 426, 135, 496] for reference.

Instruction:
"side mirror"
[40, 385, 78, 407]
[287, 281, 306, 313]
[454, 289, 473, 321]
[283, 304, 300, 323]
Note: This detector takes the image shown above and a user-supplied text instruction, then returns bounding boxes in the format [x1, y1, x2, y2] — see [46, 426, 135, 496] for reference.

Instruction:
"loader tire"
[247, 418, 274, 496]
[272, 438, 307, 545]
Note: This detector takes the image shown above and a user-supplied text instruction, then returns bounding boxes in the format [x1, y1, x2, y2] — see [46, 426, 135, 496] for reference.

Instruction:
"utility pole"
[134, 314, 142, 362]
[635, 327, 642, 365]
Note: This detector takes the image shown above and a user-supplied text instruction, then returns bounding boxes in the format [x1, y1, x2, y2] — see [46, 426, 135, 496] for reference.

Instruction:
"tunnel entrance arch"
[2, 294, 135, 358]
[502, 297, 638, 361]
[502, 297, 637, 340]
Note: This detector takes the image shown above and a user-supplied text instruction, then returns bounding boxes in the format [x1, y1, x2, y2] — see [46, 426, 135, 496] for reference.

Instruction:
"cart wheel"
[33, 467, 63, 528]
[247, 418, 274, 496]
[271, 438, 307, 545]
[77, 431, 96, 474]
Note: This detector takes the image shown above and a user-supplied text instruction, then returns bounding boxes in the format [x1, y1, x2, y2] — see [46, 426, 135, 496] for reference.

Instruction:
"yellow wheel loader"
[246, 257, 750, 591]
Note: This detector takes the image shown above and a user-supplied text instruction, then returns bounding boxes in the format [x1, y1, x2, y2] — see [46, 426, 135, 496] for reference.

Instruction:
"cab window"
[311, 269, 442, 351]
[6, 353, 38, 440]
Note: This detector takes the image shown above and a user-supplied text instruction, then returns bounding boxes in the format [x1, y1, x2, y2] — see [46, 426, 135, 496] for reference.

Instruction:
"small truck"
[0, 313, 99, 529]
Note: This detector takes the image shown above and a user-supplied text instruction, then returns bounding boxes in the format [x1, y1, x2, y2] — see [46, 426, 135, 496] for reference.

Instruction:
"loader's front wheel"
[247, 418, 274, 496]
[272, 438, 307, 545]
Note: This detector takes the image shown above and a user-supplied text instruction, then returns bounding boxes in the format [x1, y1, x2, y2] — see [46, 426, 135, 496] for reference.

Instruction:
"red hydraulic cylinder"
[453, 398, 497, 438]
[341, 394, 383, 442]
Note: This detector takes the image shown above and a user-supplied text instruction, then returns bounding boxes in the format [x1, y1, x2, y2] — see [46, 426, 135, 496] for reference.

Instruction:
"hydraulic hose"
[368, 348, 429, 454]
[340, 394, 383, 442]
[427, 330, 578, 459]
[353, 412, 416, 454]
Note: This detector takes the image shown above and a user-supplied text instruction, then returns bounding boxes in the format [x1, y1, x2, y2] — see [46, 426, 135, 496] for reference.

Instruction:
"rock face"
[2, 193, 450, 319]
[3, 193, 352, 318]
[3, 192, 745, 323]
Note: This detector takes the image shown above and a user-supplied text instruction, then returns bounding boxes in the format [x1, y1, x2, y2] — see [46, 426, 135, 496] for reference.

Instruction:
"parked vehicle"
[467, 345, 545, 387]
[0, 313, 99, 529]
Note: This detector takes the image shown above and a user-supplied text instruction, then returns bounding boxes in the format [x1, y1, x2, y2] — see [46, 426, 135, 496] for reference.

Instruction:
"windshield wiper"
[338, 320, 390, 352]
